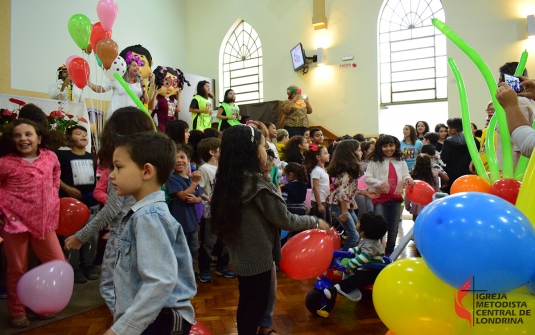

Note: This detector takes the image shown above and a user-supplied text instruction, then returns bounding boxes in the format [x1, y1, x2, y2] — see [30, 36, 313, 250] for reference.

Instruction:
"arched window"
[219, 20, 263, 104]
[379, 0, 446, 104]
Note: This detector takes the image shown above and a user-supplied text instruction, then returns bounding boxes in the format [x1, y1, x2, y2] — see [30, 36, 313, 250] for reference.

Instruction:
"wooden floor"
[20, 220, 418, 335]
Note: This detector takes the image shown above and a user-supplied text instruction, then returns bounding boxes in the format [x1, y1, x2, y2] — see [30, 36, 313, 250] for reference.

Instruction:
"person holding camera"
[48, 65, 84, 103]
[280, 85, 313, 138]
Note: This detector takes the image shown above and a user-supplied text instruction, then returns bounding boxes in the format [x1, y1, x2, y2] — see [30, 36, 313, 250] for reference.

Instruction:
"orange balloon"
[56, 198, 90, 235]
[386, 331, 396, 335]
[84, 44, 92, 55]
[450, 175, 491, 194]
[96, 38, 119, 70]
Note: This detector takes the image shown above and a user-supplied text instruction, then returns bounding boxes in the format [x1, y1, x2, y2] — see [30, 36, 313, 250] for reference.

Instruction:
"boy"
[197, 137, 235, 282]
[324, 212, 387, 302]
[166, 144, 205, 260]
[310, 128, 324, 146]
[56, 125, 99, 283]
[104, 132, 196, 335]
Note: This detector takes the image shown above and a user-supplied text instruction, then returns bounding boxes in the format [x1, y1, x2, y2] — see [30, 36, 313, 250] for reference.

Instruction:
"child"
[327, 140, 376, 250]
[103, 132, 196, 335]
[304, 145, 331, 223]
[281, 163, 309, 215]
[165, 119, 191, 145]
[196, 137, 235, 282]
[0, 119, 65, 328]
[64, 107, 154, 315]
[401, 125, 423, 171]
[56, 125, 99, 283]
[209, 126, 330, 335]
[309, 128, 324, 145]
[303, 130, 312, 144]
[365, 135, 414, 255]
[324, 211, 388, 301]
[166, 144, 205, 260]
[276, 128, 289, 159]
[405, 154, 443, 221]
[282, 135, 309, 164]
[422, 132, 445, 167]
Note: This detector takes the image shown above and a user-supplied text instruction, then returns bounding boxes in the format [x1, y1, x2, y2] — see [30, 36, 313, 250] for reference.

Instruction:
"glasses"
[485, 108, 495, 112]
[162, 77, 179, 88]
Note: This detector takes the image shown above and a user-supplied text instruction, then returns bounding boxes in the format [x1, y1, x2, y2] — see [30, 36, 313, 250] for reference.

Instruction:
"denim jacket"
[111, 191, 196, 335]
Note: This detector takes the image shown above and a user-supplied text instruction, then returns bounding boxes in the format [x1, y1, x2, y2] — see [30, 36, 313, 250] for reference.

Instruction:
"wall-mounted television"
[291, 43, 306, 71]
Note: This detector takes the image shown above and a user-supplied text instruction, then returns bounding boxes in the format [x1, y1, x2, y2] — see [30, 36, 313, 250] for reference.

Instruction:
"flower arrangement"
[47, 110, 88, 133]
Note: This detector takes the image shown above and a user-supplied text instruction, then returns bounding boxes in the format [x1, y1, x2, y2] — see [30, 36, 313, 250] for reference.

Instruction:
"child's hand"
[379, 182, 390, 193]
[201, 194, 211, 203]
[191, 171, 202, 183]
[318, 219, 330, 232]
[103, 329, 116, 335]
[64, 235, 84, 250]
[405, 178, 415, 186]
[66, 186, 82, 200]
[186, 194, 201, 204]
[318, 203, 325, 213]
[338, 212, 348, 223]
[365, 191, 380, 199]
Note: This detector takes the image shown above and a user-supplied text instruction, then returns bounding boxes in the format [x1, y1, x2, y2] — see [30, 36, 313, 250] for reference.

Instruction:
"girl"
[0, 119, 65, 328]
[405, 154, 446, 221]
[415, 121, 429, 141]
[210, 126, 329, 335]
[64, 107, 154, 315]
[401, 125, 423, 170]
[303, 130, 312, 144]
[189, 80, 214, 131]
[165, 119, 190, 145]
[281, 163, 309, 216]
[304, 145, 331, 223]
[327, 140, 376, 250]
[282, 135, 309, 164]
[356, 141, 376, 219]
[434, 123, 448, 152]
[217, 89, 241, 131]
[360, 141, 375, 172]
[365, 135, 414, 255]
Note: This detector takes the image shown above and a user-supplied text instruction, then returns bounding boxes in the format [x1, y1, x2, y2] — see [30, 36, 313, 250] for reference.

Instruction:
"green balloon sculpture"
[113, 73, 156, 130]
[68, 14, 92, 50]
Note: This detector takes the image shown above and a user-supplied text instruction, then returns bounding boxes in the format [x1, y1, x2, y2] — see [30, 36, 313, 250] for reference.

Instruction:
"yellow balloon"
[516, 148, 535, 227]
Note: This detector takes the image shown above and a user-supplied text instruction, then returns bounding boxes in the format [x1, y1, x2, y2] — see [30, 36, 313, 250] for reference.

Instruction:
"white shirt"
[199, 163, 218, 197]
[48, 79, 84, 103]
[102, 79, 144, 120]
[310, 165, 330, 203]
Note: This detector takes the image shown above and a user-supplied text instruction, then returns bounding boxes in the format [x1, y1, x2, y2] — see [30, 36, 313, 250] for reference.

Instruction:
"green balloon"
[113, 73, 156, 130]
[95, 54, 102, 67]
[68, 14, 92, 49]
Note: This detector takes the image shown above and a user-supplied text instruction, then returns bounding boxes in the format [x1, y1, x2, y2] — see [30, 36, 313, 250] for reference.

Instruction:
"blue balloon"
[281, 230, 289, 239]
[527, 277, 535, 295]
[414, 192, 535, 293]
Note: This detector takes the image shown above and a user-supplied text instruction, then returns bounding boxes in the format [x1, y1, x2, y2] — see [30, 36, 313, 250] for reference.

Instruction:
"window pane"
[391, 36, 434, 52]
[391, 58, 434, 72]
[380, 32, 390, 43]
[411, 25, 435, 38]
[392, 79, 435, 92]
[233, 83, 259, 94]
[231, 67, 258, 78]
[391, 47, 434, 62]
[392, 68, 435, 82]
[380, 43, 391, 63]
[236, 92, 259, 102]
[231, 75, 258, 86]
[392, 90, 435, 102]
[224, 73, 230, 87]
[390, 29, 411, 41]
[244, 58, 259, 68]
[381, 83, 392, 103]
[436, 77, 447, 98]
[435, 35, 447, 56]
[435, 56, 447, 77]
[229, 61, 244, 71]
[381, 63, 391, 83]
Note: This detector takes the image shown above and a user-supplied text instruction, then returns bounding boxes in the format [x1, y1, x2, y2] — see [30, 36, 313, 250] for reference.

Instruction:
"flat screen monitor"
[291, 43, 306, 71]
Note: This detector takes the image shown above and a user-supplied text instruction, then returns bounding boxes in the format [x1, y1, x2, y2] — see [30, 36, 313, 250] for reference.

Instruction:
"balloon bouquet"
[374, 19, 535, 335]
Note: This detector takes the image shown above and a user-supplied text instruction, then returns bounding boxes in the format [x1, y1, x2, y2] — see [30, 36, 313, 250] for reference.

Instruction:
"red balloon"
[56, 198, 90, 235]
[489, 178, 522, 205]
[330, 228, 341, 250]
[68, 58, 90, 89]
[405, 180, 435, 205]
[279, 229, 333, 280]
[90, 22, 112, 54]
[189, 321, 212, 335]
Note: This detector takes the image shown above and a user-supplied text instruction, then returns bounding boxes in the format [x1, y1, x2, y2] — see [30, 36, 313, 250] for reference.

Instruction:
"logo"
[455, 275, 473, 327]
[339, 62, 357, 69]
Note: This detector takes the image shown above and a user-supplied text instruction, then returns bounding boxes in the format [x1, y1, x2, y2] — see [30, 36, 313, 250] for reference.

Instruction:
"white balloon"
[103, 56, 126, 81]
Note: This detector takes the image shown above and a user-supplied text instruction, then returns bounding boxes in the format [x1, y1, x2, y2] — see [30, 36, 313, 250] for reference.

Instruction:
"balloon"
[280, 230, 289, 239]
[330, 227, 341, 250]
[516, 147, 535, 226]
[414, 192, 535, 293]
[514, 50, 529, 76]
[447, 58, 490, 182]
[450, 175, 491, 194]
[67, 14, 91, 49]
[385, 331, 396, 335]
[96, 38, 119, 70]
[84, 44, 92, 55]
[65, 55, 78, 69]
[113, 73, 155, 126]
[56, 197, 90, 235]
[514, 121, 535, 181]
[432, 18, 513, 179]
[97, 0, 118, 32]
[103, 56, 126, 80]
[485, 114, 500, 182]
[527, 277, 535, 295]
[304, 189, 312, 208]
[489, 178, 521, 205]
[95, 54, 103, 68]
[405, 180, 435, 205]
[190, 320, 212, 335]
[17, 260, 74, 314]
[90, 22, 112, 55]
[279, 229, 333, 280]
[67, 58, 90, 89]
[373, 258, 461, 335]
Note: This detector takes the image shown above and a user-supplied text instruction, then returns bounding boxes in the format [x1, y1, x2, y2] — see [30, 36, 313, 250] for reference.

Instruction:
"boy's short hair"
[276, 129, 289, 142]
[197, 137, 221, 163]
[423, 132, 439, 145]
[175, 143, 193, 159]
[446, 118, 463, 132]
[420, 144, 436, 156]
[359, 212, 388, 240]
[65, 125, 88, 148]
[118, 132, 176, 185]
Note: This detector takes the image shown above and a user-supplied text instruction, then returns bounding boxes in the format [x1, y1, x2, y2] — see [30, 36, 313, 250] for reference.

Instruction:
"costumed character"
[49, 65, 84, 103]
[216, 89, 241, 131]
[119, 45, 156, 107]
[189, 81, 215, 131]
[149, 66, 190, 133]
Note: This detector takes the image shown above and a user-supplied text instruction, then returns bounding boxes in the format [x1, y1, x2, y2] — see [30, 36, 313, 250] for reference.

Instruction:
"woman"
[401, 125, 423, 170]
[434, 123, 448, 152]
[217, 89, 241, 131]
[88, 52, 151, 120]
[415, 121, 429, 141]
[280, 85, 313, 138]
[189, 81, 214, 131]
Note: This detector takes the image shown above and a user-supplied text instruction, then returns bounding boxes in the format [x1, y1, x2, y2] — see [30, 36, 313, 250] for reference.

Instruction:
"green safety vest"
[218, 102, 241, 131]
[192, 95, 212, 130]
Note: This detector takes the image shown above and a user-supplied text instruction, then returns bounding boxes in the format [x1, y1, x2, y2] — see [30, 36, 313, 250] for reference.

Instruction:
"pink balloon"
[190, 320, 212, 334]
[304, 189, 312, 208]
[97, 0, 118, 32]
[17, 260, 74, 314]
[65, 55, 78, 68]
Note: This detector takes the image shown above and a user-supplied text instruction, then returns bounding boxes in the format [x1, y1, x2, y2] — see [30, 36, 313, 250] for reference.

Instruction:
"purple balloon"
[17, 260, 74, 314]
[97, 0, 118, 32]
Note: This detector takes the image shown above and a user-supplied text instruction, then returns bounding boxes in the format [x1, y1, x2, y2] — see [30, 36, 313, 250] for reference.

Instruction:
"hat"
[286, 85, 301, 97]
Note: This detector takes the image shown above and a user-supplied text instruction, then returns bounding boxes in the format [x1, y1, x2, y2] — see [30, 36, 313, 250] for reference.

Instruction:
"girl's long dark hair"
[326, 140, 362, 179]
[165, 119, 189, 145]
[3, 119, 49, 155]
[284, 162, 308, 183]
[282, 135, 304, 162]
[403, 125, 417, 144]
[415, 121, 430, 136]
[371, 135, 405, 162]
[210, 126, 263, 240]
[303, 145, 325, 174]
[411, 155, 436, 188]
[195, 80, 209, 98]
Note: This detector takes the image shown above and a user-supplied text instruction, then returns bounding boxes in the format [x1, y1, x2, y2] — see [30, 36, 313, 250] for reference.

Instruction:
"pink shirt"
[373, 162, 403, 205]
[0, 149, 61, 239]
[93, 168, 109, 204]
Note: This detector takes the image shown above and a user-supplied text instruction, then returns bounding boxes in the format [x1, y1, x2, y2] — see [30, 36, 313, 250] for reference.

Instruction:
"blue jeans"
[100, 228, 117, 316]
[374, 200, 402, 254]
[331, 205, 359, 250]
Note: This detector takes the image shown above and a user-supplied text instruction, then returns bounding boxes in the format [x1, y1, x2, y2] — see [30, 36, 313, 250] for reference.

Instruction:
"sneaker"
[0, 285, 6, 299]
[84, 266, 100, 281]
[199, 271, 212, 283]
[336, 286, 362, 302]
[323, 286, 337, 300]
[74, 270, 88, 284]
[215, 267, 235, 278]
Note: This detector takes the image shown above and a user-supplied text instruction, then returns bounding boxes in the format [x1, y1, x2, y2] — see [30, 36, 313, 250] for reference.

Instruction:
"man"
[441, 118, 480, 194]
[48, 65, 84, 103]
